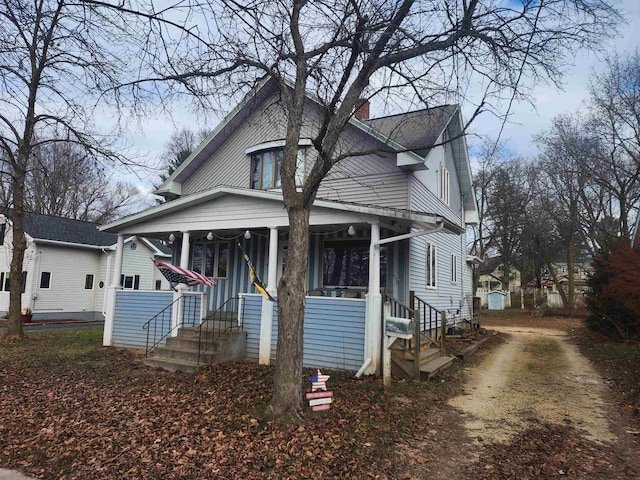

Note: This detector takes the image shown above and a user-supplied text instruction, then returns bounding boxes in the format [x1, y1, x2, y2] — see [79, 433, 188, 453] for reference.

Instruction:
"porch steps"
[143, 327, 246, 373]
[390, 337, 457, 379]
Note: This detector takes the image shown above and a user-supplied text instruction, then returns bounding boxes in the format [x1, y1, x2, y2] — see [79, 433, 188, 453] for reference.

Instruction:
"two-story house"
[99, 78, 478, 376]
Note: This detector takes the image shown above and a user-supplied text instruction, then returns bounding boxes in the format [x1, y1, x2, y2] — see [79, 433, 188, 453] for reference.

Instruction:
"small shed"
[487, 291, 508, 310]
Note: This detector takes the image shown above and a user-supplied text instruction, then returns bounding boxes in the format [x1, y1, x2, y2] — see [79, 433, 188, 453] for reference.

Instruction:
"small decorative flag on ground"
[306, 369, 333, 411]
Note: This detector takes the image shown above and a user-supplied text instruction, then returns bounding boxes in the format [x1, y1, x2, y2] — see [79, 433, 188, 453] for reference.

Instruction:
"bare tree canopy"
[0, 0, 132, 337]
[86, 0, 621, 417]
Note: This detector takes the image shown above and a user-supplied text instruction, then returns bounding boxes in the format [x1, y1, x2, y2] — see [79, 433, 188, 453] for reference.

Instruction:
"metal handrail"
[197, 296, 244, 365]
[143, 293, 202, 356]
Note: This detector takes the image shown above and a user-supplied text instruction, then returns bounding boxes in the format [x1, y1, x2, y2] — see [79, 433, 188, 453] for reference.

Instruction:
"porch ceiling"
[99, 186, 462, 236]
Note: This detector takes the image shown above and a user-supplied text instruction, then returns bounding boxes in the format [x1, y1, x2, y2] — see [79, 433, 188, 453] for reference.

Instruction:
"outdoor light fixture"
[168, 233, 176, 243]
[206, 232, 214, 241]
[347, 225, 356, 236]
[244, 230, 252, 240]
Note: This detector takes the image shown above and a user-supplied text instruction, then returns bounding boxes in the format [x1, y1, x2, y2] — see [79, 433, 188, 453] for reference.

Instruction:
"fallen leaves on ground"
[0, 329, 454, 479]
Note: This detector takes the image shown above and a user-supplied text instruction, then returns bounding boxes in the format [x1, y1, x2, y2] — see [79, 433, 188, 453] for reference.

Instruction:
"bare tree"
[537, 114, 602, 307]
[155, 127, 210, 202]
[25, 141, 137, 223]
[94, 0, 620, 417]
[485, 158, 535, 291]
[0, 0, 130, 338]
[587, 52, 640, 240]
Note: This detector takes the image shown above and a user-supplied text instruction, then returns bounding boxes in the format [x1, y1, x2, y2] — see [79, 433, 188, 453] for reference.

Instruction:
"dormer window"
[251, 150, 283, 190]
[248, 142, 309, 190]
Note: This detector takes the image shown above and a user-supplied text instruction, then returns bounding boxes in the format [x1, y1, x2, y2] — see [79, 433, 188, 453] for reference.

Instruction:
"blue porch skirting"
[242, 294, 366, 371]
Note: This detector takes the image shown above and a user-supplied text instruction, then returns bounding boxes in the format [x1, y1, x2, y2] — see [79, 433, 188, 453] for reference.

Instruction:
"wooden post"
[440, 311, 447, 356]
[413, 308, 421, 380]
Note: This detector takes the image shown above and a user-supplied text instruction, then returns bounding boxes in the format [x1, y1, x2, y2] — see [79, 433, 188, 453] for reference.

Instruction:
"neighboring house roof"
[478, 256, 522, 276]
[1, 211, 171, 255]
[361, 105, 458, 158]
[21, 212, 117, 246]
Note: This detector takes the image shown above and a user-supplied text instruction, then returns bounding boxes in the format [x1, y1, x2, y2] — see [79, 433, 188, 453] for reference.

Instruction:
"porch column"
[259, 227, 278, 365]
[179, 231, 191, 268]
[364, 222, 382, 375]
[173, 231, 191, 335]
[103, 234, 124, 346]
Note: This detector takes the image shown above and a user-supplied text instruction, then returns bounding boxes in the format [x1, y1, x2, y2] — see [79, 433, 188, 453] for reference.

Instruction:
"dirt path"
[449, 326, 615, 445]
[422, 325, 640, 479]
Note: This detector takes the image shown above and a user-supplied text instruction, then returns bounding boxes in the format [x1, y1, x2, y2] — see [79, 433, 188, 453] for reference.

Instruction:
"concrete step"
[420, 355, 456, 378]
[152, 345, 214, 364]
[142, 356, 201, 373]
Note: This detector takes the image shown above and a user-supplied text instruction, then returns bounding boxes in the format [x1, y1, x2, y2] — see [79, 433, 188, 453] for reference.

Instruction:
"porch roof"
[99, 186, 464, 235]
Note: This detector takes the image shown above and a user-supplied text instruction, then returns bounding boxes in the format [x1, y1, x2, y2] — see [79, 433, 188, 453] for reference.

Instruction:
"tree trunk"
[269, 204, 310, 418]
[567, 237, 575, 310]
[6, 169, 26, 338]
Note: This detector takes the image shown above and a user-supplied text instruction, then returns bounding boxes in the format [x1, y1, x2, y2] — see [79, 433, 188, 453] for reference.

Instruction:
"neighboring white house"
[0, 212, 171, 321]
[99, 77, 479, 375]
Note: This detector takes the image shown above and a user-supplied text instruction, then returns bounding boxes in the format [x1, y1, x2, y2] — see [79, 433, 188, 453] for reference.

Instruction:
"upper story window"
[426, 241, 437, 288]
[250, 147, 307, 190]
[440, 166, 450, 206]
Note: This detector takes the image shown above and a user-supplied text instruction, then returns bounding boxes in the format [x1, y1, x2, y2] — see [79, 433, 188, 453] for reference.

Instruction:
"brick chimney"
[354, 98, 370, 120]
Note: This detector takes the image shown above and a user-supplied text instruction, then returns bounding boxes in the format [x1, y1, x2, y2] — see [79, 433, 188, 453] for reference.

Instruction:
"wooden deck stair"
[390, 334, 456, 379]
[143, 326, 246, 373]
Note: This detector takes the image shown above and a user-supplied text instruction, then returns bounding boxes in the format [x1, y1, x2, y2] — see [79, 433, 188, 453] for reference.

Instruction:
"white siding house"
[99, 77, 478, 375]
[0, 213, 171, 321]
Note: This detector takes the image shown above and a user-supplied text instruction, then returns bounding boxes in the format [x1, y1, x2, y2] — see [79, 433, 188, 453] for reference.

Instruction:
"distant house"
[476, 255, 521, 291]
[0, 212, 171, 321]
[99, 77, 479, 375]
[527, 262, 592, 295]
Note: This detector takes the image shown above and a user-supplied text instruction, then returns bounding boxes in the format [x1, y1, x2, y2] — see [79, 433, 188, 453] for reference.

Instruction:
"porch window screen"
[322, 240, 387, 287]
[191, 241, 229, 279]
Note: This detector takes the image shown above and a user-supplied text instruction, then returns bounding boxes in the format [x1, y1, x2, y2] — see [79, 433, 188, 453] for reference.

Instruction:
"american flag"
[153, 259, 216, 288]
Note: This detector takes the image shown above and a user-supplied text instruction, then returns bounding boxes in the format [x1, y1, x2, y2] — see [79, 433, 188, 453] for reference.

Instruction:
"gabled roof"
[1, 211, 171, 254]
[20, 212, 118, 246]
[361, 105, 459, 158]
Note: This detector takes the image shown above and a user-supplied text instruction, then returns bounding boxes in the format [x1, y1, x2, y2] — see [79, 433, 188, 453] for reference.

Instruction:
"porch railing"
[197, 296, 245, 365]
[382, 291, 447, 380]
[143, 293, 202, 355]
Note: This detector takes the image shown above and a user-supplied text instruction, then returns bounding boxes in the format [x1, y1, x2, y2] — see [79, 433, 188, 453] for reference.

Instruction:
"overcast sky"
[123, 0, 640, 199]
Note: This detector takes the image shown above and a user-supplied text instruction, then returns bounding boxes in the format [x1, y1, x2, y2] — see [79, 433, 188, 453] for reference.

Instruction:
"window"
[0, 222, 5, 244]
[322, 240, 387, 287]
[40, 272, 51, 289]
[440, 166, 450, 205]
[426, 241, 437, 288]
[451, 255, 458, 283]
[250, 148, 306, 190]
[120, 275, 140, 290]
[155, 280, 162, 290]
[21, 272, 26, 293]
[191, 241, 229, 278]
[84, 274, 94, 290]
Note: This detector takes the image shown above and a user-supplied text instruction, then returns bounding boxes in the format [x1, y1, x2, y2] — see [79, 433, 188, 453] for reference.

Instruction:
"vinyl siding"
[181, 94, 321, 196]
[179, 94, 411, 210]
[30, 244, 101, 315]
[0, 228, 37, 313]
[243, 294, 366, 371]
[112, 290, 173, 348]
[409, 154, 470, 313]
[125, 194, 366, 235]
[121, 237, 158, 290]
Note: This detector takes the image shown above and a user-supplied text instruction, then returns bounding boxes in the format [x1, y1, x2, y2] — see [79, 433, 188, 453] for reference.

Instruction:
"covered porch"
[99, 187, 459, 375]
